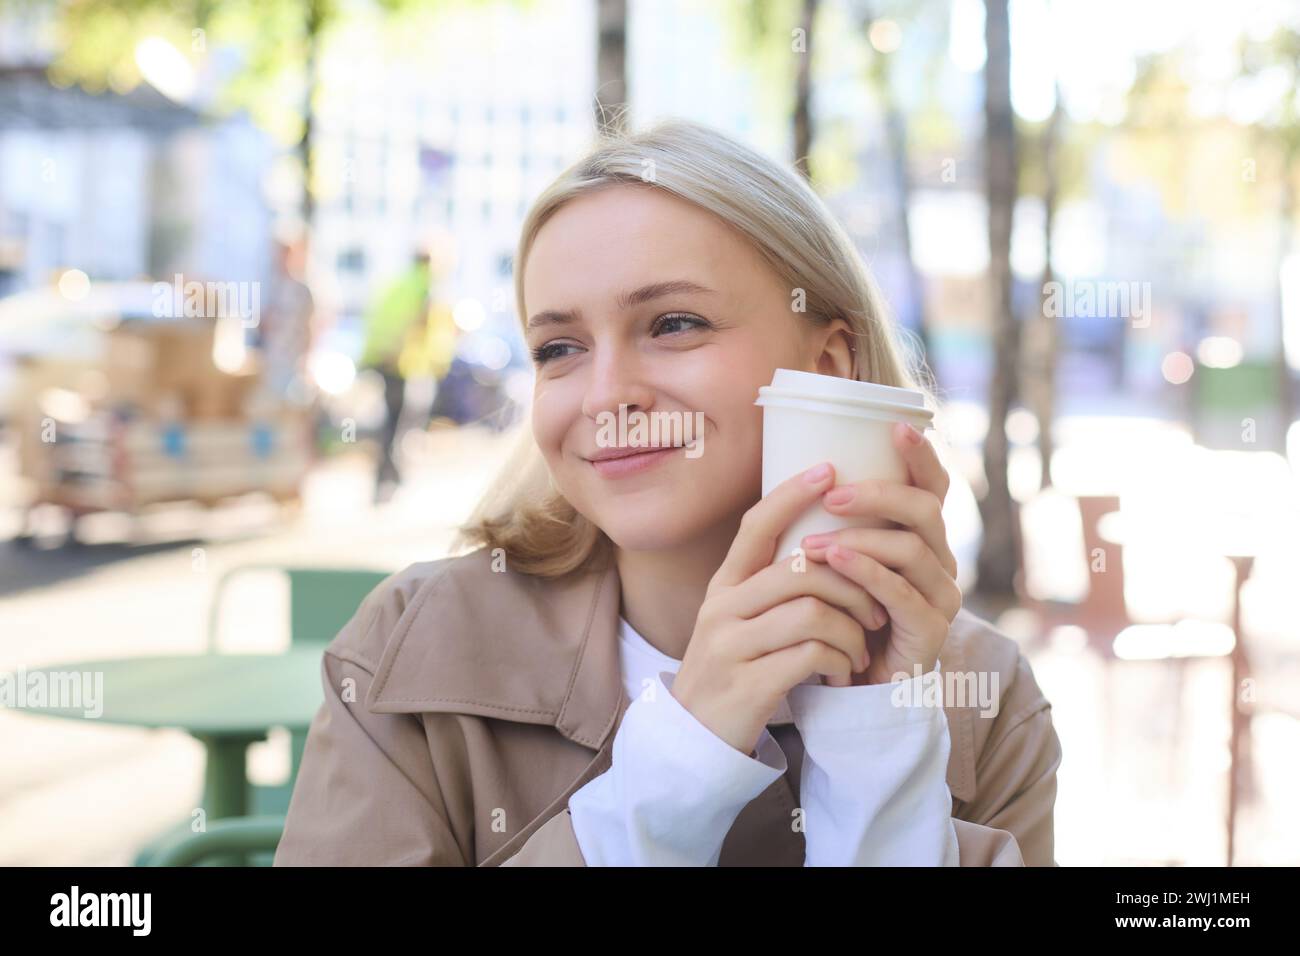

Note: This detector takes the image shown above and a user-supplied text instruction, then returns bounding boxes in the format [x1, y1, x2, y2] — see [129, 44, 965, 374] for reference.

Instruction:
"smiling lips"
[587, 445, 681, 478]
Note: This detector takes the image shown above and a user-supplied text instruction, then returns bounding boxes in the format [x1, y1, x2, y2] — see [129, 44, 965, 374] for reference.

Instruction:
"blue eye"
[530, 313, 711, 365]
[530, 341, 579, 365]
[653, 313, 710, 336]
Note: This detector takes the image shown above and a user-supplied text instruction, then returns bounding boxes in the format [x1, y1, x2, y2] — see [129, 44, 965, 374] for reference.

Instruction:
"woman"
[274, 118, 1062, 867]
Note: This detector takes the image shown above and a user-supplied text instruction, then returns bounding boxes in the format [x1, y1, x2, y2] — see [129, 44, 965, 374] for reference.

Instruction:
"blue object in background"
[161, 423, 186, 458]
[251, 422, 274, 459]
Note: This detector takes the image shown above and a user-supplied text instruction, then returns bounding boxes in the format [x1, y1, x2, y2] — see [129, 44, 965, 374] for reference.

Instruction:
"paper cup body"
[755, 369, 933, 565]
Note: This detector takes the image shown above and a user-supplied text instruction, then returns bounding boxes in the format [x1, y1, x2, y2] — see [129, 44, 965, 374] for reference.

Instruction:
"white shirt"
[566, 616, 960, 866]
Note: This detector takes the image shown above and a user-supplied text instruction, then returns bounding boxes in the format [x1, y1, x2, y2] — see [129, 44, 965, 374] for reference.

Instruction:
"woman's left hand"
[799, 422, 962, 687]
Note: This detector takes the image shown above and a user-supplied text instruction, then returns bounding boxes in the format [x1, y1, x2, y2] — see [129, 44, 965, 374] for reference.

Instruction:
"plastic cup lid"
[754, 368, 934, 425]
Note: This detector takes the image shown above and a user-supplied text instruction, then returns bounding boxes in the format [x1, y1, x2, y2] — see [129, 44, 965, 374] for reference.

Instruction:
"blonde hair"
[451, 117, 931, 578]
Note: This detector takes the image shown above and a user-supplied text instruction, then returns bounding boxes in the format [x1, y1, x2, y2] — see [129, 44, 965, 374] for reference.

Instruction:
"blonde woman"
[274, 117, 1062, 867]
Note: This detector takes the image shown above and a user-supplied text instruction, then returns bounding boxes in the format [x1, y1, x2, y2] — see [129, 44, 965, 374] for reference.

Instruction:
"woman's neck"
[614, 515, 743, 661]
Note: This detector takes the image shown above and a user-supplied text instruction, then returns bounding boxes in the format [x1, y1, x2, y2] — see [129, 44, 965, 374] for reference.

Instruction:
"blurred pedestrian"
[255, 237, 316, 407]
[361, 250, 437, 502]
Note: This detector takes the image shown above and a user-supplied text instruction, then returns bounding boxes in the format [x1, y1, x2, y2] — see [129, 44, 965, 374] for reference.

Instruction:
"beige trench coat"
[273, 548, 1063, 866]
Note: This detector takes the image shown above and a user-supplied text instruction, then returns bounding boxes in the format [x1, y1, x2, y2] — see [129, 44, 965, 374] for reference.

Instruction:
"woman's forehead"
[523, 187, 775, 308]
[534, 187, 730, 257]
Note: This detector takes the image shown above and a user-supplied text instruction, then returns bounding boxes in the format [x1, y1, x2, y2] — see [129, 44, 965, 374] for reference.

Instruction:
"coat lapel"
[365, 548, 979, 803]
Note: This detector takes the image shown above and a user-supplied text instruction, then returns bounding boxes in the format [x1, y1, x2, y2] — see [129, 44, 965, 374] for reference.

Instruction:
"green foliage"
[1239, 25, 1300, 157]
[49, 0, 334, 141]
[41, 0, 502, 143]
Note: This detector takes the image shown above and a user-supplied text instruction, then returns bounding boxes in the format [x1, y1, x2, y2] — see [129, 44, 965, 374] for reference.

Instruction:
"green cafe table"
[2, 649, 325, 827]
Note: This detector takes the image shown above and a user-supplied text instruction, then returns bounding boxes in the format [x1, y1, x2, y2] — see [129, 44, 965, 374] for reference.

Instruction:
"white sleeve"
[785, 664, 960, 866]
[567, 671, 788, 866]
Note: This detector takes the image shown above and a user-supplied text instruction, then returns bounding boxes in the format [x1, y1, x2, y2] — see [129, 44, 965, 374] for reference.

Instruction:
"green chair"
[207, 565, 394, 652]
[210, 567, 384, 816]
[143, 816, 287, 867]
[208, 565, 392, 815]
[135, 565, 392, 865]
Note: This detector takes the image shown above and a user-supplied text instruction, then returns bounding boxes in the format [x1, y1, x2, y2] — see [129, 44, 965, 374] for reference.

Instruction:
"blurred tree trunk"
[975, 0, 1021, 598]
[884, 101, 934, 369]
[1276, 169, 1296, 449]
[792, 0, 817, 179]
[595, 0, 629, 134]
[861, 6, 933, 370]
[299, 0, 326, 230]
[1028, 88, 1063, 490]
[1230, 26, 1300, 447]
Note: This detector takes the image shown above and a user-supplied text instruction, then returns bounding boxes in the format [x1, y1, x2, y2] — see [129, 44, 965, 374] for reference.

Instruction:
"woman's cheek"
[529, 387, 570, 459]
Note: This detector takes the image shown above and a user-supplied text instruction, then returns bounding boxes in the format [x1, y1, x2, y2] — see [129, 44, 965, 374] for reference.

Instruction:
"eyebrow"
[525, 279, 716, 332]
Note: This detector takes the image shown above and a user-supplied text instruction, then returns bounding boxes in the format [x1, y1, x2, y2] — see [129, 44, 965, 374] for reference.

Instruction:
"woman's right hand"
[671, 462, 885, 756]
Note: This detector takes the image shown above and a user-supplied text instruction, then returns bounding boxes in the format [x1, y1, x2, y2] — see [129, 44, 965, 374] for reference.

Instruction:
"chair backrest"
[145, 815, 285, 867]
[207, 565, 392, 652]
[285, 569, 392, 646]
[202, 566, 393, 814]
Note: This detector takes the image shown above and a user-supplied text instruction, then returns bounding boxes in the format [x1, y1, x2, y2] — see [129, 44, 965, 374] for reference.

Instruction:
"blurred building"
[309, 0, 766, 366]
[0, 61, 274, 297]
[0, 0, 276, 299]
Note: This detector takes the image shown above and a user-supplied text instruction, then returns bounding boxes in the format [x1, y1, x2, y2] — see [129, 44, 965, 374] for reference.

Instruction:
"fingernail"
[904, 423, 923, 444]
[824, 486, 854, 506]
[803, 462, 832, 483]
[802, 533, 832, 548]
[873, 608, 888, 629]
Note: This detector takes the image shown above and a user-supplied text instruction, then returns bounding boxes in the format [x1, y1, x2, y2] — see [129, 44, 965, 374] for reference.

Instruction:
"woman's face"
[522, 183, 850, 553]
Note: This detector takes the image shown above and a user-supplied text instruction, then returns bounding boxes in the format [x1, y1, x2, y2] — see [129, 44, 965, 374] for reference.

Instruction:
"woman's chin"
[595, 513, 711, 554]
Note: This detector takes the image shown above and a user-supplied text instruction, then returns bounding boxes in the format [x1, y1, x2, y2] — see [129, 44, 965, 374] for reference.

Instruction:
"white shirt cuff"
[567, 672, 786, 865]
[785, 660, 945, 732]
[654, 670, 788, 783]
[783, 665, 958, 866]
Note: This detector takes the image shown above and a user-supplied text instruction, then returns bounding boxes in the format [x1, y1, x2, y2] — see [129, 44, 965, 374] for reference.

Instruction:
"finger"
[723, 556, 887, 633]
[711, 461, 836, 590]
[748, 636, 856, 698]
[821, 480, 957, 579]
[894, 422, 950, 504]
[734, 595, 868, 671]
[824, 544, 949, 671]
[802, 528, 962, 621]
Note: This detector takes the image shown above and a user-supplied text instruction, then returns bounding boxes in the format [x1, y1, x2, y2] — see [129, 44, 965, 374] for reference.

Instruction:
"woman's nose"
[581, 346, 656, 422]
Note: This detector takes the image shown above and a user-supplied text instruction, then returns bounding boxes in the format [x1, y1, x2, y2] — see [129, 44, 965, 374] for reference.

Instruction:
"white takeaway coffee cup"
[754, 368, 935, 566]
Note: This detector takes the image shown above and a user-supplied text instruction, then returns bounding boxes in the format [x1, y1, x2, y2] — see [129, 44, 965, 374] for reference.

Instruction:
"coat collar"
[366, 549, 979, 802]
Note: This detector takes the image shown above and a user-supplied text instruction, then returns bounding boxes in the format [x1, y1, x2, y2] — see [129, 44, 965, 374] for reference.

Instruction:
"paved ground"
[0, 424, 1294, 865]
[0, 425, 517, 865]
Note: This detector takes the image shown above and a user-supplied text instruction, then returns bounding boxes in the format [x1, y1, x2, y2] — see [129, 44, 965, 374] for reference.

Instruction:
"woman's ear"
[812, 319, 858, 379]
